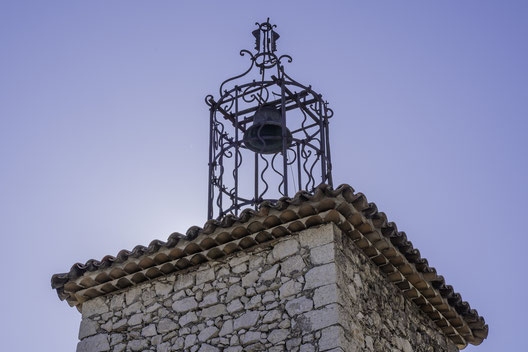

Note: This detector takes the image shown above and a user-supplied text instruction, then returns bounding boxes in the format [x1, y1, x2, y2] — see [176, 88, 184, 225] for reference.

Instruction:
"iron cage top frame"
[206, 19, 333, 220]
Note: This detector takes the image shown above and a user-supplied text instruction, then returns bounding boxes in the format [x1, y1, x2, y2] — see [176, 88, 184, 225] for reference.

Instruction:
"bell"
[243, 105, 292, 154]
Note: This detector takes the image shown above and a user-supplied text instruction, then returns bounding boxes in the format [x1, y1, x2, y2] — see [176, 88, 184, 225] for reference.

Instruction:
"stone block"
[124, 287, 142, 306]
[127, 339, 148, 351]
[272, 239, 299, 261]
[232, 263, 247, 274]
[313, 284, 338, 308]
[304, 263, 336, 290]
[219, 319, 233, 336]
[81, 297, 109, 318]
[184, 334, 197, 348]
[196, 268, 215, 285]
[200, 291, 219, 308]
[267, 329, 289, 344]
[110, 294, 124, 311]
[154, 282, 173, 296]
[198, 344, 220, 352]
[113, 343, 126, 352]
[76, 334, 110, 352]
[157, 318, 178, 333]
[241, 331, 262, 345]
[234, 311, 260, 330]
[227, 299, 244, 313]
[175, 273, 195, 290]
[263, 309, 281, 323]
[157, 342, 171, 352]
[259, 264, 279, 282]
[127, 313, 143, 326]
[279, 280, 302, 298]
[141, 324, 157, 337]
[226, 285, 245, 301]
[299, 224, 335, 248]
[198, 326, 219, 341]
[242, 270, 259, 287]
[310, 243, 335, 265]
[281, 255, 306, 276]
[201, 304, 227, 318]
[300, 304, 339, 331]
[172, 296, 198, 313]
[179, 311, 198, 326]
[123, 301, 142, 316]
[78, 319, 98, 340]
[285, 297, 314, 316]
[319, 325, 344, 351]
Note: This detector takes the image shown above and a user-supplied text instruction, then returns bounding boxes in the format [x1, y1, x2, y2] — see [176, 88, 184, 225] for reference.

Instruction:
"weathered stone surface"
[300, 343, 315, 352]
[281, 255, 306, 276]
[127, 313, 143, 326]
[112, 319, 127, 331]
[263, 309, 281, 323]
[78, 319, 98, 339]
[82, 297, 109, 318]
[172, 296, 198, 313]
[123, 301, 142, 316]
[268, 329, 289, 344]
[201, 304, 226, 318]
[313, 284, 338, 308]
[304, 263, 336, 290]
[299, 224, 335, 248]
[127, 339, 148, 351]
[113, 343, 126, 352]
[300, 304, 339, 330]
[260, 264, 279, 282]
[154, 282, 173, 297]
[175, 273, 194, 290]
[157, 318, 177, 333]
[227, 299, 244, 313]
[232, 263, 247, 274]
[310, 243, 334, 265]
[285, 297, 314, 316]
[179, 311, 198, 326]
[241, 331, 261, 345]
[110, 294, 124, 311]
[319, 325, 343, 351]
[226, 285, 245, 301]
[184, 334, 197, 348]
[234, 311, 260, 330]
[141, 324, 157, 337]
[196, 268, 215, 285]
[198, 344, 220, 352]
[157, 342, 171, 352]
[198, 326, 219, 341]
[76, 334, 110, 352]
[242, 270, 259, 287]
[200, 291, 218, 307]
[125, 287, 142, 306]
[219, 319, 233, 336]
[279, 280, 302, 298]
[272, 239, 299, 260]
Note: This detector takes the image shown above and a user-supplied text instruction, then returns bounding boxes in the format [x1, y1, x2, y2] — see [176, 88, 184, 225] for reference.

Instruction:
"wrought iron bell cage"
[206, 19, 333, 220]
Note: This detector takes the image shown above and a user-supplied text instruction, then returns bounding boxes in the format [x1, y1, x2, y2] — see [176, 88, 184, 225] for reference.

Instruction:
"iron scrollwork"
[207, 19, 333, 220]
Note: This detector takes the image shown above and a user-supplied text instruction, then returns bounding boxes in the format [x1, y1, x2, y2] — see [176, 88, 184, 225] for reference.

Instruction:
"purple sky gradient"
[1, 1, 527, 351]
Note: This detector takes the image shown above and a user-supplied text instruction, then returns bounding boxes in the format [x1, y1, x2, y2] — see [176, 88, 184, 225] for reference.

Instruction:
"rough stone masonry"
[75, 223, 458, 352]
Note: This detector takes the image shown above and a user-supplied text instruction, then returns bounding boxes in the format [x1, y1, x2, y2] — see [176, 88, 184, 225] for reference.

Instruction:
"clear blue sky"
[1, 1, 526, 351]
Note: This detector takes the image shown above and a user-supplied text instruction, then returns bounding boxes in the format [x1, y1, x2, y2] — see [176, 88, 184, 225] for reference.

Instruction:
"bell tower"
[206, 19, 333, 220]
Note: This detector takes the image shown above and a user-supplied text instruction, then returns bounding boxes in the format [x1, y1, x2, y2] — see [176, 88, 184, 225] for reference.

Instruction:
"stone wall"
[333, 225, 459, 352]
[76, 223, 458, 352]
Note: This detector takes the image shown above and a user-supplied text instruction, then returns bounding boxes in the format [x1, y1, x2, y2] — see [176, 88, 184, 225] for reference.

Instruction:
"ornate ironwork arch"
[206, 19, 333, 220]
